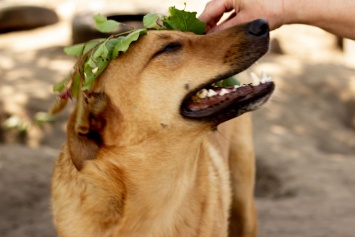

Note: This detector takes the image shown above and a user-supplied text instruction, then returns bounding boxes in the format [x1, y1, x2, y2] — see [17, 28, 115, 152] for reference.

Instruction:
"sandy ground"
[1, 1, 355, 237]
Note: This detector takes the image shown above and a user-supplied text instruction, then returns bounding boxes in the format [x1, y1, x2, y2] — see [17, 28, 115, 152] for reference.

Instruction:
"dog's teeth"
[261, 71, 272, 83]
[207, 89, 218, 97]
[233, 85, 240, 91]
[196, 89, 208, 99]
[250, 71, 260, 79]
[252, 79, 260, 86]
[250, 72, 261, 86]
[250, 72, 259, 79]
[219, 88, 229, 96]
[250, 72, 260, 86]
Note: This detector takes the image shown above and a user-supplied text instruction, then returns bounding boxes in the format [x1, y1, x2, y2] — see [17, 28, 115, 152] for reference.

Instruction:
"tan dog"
[51, 19, 274, 237]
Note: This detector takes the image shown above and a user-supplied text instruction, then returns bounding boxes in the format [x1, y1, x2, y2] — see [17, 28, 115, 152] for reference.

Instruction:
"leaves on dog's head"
[94, 14, 121, 33]
[143, 13, 163, 29]
[52, 29, 147, 104]
[142, 5, 206, 34]
[63, 43, 85, 57]
[163, 6, 206, 34]
[51, 5, 208, 115]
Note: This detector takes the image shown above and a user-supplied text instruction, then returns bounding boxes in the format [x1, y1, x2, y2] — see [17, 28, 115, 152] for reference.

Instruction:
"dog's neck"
[64, 129, 228, 236]
[118, 136, 225, 235]
[101, 132, 206, 200]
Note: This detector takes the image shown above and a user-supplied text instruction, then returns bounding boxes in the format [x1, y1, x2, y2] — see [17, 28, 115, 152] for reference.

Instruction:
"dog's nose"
[247, 19, 269, 37]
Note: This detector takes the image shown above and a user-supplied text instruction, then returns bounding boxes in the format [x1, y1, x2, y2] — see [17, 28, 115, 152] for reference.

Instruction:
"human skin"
[199, 0, 355, 40]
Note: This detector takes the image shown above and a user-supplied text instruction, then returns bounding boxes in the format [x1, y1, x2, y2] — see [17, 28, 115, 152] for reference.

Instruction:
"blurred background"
[0, 0, 354, 236]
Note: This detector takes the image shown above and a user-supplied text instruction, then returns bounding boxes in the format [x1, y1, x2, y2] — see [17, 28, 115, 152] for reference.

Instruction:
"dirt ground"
[1, 1, 355, 237]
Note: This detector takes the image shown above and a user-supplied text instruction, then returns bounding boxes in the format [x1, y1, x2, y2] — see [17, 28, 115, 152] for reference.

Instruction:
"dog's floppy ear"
[67, 92, 111, 170]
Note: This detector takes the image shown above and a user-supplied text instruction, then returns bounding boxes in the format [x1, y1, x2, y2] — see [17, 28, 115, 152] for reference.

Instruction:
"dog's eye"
[162, 43, 181, 52]
[154, 42, 182, 57]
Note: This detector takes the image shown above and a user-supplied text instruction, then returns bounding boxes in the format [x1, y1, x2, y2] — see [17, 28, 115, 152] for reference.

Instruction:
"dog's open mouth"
[181, 71, 275, 123]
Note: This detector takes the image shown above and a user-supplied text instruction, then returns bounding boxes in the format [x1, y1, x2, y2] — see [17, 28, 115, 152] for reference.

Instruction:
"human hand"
[199, 0, 285, 33]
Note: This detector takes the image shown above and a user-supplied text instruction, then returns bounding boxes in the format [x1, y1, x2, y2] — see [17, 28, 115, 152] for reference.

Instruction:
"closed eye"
[162, 42, 182, 52]
[153, 42, 182, 58]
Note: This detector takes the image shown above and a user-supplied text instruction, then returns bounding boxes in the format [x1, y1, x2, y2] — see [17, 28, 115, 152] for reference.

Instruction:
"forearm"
[284, 0, 355, 39]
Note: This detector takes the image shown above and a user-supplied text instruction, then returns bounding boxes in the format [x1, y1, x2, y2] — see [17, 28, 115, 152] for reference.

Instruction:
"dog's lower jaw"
[52, 134, 231, 237]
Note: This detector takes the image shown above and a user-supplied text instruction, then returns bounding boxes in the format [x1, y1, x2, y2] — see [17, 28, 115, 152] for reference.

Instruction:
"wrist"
[282, 0, 314, 25]
[283, 0, 330, 27]
[266, 0, 291, 30]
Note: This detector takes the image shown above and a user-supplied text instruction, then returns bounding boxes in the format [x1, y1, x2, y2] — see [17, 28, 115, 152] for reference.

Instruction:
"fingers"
[199, 0, 234, 29]
[200, 0, 282, 33]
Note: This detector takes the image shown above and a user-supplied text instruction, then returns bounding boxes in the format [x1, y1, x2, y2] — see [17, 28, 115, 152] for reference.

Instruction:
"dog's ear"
[67, 92, 114, 170]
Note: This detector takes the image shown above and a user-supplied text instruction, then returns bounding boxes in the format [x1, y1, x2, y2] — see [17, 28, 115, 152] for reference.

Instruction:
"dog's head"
[67, 19, 274, 169]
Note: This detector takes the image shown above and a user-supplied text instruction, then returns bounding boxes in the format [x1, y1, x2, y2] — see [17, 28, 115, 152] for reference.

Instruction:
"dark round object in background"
[0, 6, 59, 33]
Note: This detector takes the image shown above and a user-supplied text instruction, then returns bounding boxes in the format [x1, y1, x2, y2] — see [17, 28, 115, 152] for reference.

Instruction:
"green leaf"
[71, 72, 81, 97]
[86, 57, 97, 68]
[111, 37, 124, 58]
[143, 13, 163, 29]
[216, 76, 241, 87]
[53, 76, 70, 93]
[93, 43, 110, 59]
[75, 89, 84, 129]
[105, 38, 123, 52]
[125, 28, 147, 43]
[83, 59, 95, 88]
[112, 29, 147, 58]
[83, 61, 94, 81]
[82, 58, 110, 91]
[94, 14, 120, 33]
[163, 6, 206, 34]
[63, 43, 85, 57]
[93, 14, 106, 24]
[83, 39, 105, 54]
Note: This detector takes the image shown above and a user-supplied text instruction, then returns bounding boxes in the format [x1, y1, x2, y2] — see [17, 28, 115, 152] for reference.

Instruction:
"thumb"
[207, 13, 252, 33]
[199, 0, 235, 31]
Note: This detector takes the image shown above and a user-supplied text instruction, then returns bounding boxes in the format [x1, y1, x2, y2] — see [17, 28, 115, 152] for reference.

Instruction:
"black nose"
[247, 19, 269, 37]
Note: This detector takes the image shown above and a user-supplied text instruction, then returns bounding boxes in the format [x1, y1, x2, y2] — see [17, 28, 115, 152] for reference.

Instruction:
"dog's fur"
[51, 21, 269, 237]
